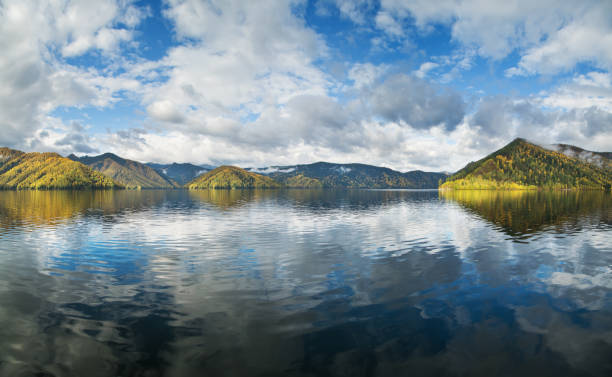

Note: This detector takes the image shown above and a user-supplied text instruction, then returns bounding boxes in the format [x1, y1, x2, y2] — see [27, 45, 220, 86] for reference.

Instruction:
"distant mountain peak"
[71, 152, 178, 189]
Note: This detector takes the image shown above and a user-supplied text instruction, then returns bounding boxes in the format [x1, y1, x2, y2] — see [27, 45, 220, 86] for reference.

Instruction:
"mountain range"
[0, 138, 609, 190]
[247, 162, 447, 189]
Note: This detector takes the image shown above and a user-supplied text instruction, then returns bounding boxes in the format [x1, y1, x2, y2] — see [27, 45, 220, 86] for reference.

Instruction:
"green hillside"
[70, 153, 179, 189]
[441, 139, 611, 190]
[283, 174, 324, 188]
[0, 148, 120, 190]
[188, 166, 281, 189]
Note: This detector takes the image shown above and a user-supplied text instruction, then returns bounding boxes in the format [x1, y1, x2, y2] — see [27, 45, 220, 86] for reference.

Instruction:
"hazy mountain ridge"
[69, 153, 179, 189]
[552, 144, 612, 169]
[0, 148, 120, 190]
[249, 162, 447, 189]
[146, 162, 213, 185]
[441, 139, 611, 190]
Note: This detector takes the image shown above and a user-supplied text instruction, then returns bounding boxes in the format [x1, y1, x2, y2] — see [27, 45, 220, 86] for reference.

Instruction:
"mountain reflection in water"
[0, 189, 610, 377]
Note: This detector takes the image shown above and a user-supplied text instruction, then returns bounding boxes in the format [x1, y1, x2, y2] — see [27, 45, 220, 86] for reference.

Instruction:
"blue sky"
[1, 0, 611, 171]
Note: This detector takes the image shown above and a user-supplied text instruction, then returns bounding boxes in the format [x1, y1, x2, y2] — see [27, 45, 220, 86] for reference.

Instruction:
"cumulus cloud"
[0, 0, 147, 150]
[0, 0, 609, 174]
[369, 74, 465, 130]
[347, 63, 388, 89]
[144, 0, 329, 129]
[378, 0, 612, 75]
[469, 94, 612, 152]
[471, 96, 554, 138]
[581, 107, 612, 137]
[539, 71, 612, 112]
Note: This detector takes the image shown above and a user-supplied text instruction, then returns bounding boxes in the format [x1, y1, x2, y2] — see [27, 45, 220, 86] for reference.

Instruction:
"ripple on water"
[0, 189, 611, 376]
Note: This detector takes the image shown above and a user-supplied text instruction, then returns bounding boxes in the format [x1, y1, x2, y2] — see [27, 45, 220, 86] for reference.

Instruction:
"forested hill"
[188, 166, 281, 189]
[440, 139, 611, 190]
[0, 148, 120, 190]
[251, 162, 447, 189]
[70, 153, 179, 189]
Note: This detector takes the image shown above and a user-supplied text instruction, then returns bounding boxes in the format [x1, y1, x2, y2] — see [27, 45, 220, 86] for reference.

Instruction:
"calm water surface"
[0, 189, 610, 377]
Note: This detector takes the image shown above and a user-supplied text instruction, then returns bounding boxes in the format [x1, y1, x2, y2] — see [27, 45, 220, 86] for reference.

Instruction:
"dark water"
[0, 189, 610, 377]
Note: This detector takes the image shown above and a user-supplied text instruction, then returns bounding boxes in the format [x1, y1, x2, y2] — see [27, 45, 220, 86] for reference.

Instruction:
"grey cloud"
[55, 133, 97, 154]
[12, 63, 41, 90]
[70, 121, 85, 133]
[116, 128, 148, 140]
[581, 107, 612, 137]
[103, 128, 149, 152]
[240, 95, 357, 152]
[0, 59, 52, 147]
[472, 96, 555, 137]
[369, 74, 465, 130]
[469, 96, 612, 152]
[54, 122, 98, 154]
[471, 97, 512, 136]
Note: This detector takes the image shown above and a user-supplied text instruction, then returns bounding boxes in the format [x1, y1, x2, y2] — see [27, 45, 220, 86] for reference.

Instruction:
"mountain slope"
[146, 162, 212, 185]
[188, 166, 281, 189]
[70, 153, 179, 189]
[553, 144, 612, 170]
[441, 139, 612, 190]
[0, 148, 120, 190]
[252, 162, 446, 189]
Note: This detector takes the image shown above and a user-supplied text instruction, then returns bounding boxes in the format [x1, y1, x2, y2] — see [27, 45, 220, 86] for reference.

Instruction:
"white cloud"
[378, 0, 612, 75]
[375, 11, 404, 37]
[507, 5, 612, 76]
[0, 0, 147, 150]
[538, 71, 612, 112]
[414, 62, 439, 78]
[327, 0, 376, 25]
[147, 0, 330, 128]
[347, 63, 388, 89]
[0, 0, 610, 173]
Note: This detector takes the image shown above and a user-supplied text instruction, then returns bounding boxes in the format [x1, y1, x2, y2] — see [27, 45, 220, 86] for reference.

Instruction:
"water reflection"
[0, 190, 610, 376]
[440, 190, 612, 240]
[0, 190, 178, 228]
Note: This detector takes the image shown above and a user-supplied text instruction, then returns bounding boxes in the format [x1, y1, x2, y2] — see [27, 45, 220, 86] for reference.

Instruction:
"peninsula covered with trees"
[440, 139, 611, 190]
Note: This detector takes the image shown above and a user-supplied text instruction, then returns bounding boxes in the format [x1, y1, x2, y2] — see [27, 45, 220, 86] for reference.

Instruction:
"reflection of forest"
[0, 190, 171, 226]
[188, 189, 273, 209]
[0, 190, 443, 226]
[189, 189, 440, 211]
[440, 190, 611, 236]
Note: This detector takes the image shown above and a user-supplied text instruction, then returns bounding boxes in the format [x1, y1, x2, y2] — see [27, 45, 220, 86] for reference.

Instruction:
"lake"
[0, 189, 610, 377]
